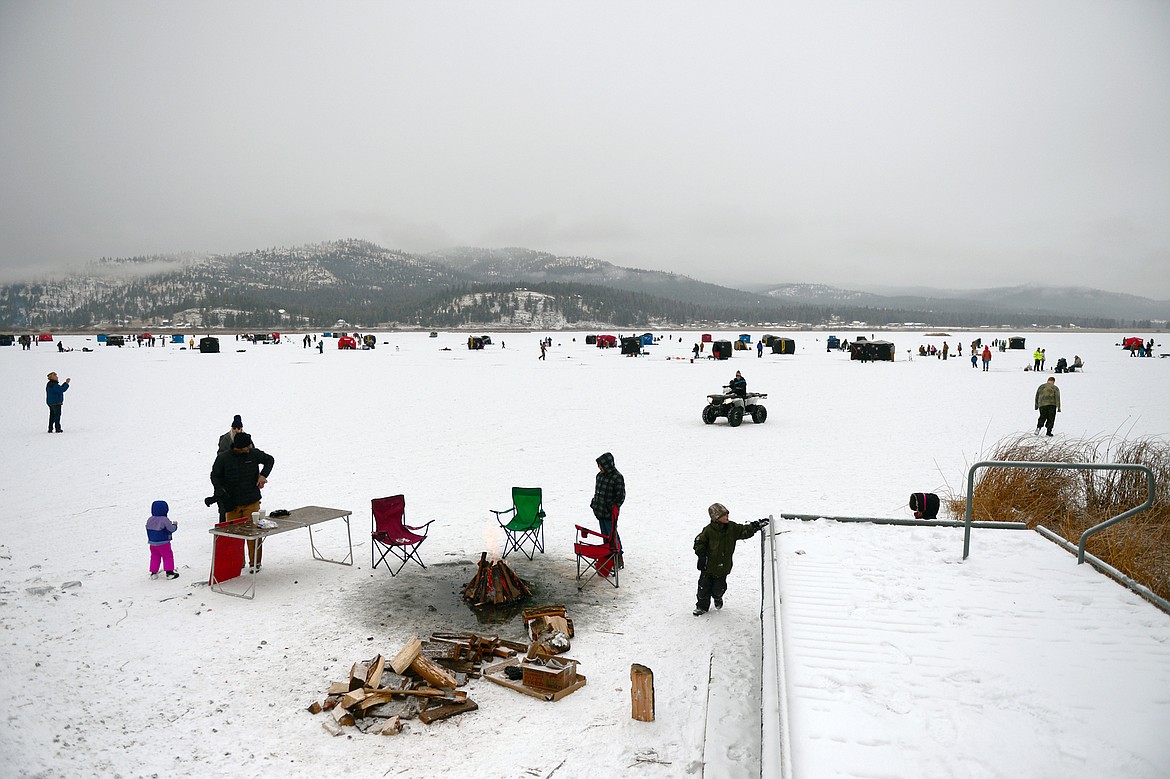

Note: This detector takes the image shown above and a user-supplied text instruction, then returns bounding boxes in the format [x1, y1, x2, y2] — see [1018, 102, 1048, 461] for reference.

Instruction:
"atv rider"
[728, 371, 747, 398]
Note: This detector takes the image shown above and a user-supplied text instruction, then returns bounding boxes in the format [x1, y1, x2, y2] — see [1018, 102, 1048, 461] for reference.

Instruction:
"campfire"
[462, 552, 532, 606]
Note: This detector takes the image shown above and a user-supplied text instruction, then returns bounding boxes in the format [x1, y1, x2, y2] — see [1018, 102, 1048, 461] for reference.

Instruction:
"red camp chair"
[574, 509, 620, 590]
[371, 495, 434, 576]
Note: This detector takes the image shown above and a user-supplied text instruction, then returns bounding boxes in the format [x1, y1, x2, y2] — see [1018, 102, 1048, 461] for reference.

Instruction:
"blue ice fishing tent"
[827, 335, 840, 349]
[97, 334, 107, 343]
[738, 334, 752, 343]
[171, 334, 185, 344]
[639, 333, 654, 346]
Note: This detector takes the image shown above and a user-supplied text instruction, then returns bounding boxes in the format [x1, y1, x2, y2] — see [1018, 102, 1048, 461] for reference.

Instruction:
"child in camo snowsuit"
[693, 503, 768, 615]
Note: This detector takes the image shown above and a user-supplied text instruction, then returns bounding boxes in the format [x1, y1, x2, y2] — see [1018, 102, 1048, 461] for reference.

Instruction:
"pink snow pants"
[149, 542, 175, 574]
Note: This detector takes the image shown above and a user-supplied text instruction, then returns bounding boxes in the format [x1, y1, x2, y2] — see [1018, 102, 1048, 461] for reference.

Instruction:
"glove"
[696, 553, 707, 572]
[752, 517, 770, 531]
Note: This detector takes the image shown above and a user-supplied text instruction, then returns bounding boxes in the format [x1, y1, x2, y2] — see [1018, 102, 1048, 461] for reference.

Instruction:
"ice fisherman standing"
[590, 452, 625, 566]
[45, 371, 70, 433]
[1034, 376, 1061, 437]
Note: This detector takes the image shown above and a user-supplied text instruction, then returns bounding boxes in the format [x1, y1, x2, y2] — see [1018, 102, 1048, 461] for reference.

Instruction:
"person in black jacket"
[590, 452, 626, 566]
[210, 432, 275, 572]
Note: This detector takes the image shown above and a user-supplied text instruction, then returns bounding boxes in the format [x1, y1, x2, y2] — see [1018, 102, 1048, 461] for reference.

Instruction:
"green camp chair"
[490, 487, 546, 561]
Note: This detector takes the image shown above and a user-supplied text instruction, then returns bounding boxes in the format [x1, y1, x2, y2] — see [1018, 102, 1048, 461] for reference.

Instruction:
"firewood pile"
[308, 632, 531, 735]
[462, 551, 532, 606]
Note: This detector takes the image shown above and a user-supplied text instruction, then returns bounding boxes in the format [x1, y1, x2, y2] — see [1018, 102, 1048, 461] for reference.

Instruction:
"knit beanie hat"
[151, 500, 169, 517]
[708, 502, 729, 521]
[232, 432, 253, 449]
[231, 414, 243, 429]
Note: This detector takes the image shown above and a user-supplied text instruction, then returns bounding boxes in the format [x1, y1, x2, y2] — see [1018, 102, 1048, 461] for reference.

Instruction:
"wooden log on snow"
[418, 698, 478, 724]
[631, 663, 655, 722]
[390, 637, 422, 674]
[341, 688, 367, 710]
[349, 662, 368, 691]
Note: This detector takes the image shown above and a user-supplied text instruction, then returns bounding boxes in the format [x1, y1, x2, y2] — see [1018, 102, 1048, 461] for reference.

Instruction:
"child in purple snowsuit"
[146, 500, 179, 580]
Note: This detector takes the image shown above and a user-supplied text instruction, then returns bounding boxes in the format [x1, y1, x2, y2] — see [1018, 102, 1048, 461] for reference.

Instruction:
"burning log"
[462, 552, 532, 606]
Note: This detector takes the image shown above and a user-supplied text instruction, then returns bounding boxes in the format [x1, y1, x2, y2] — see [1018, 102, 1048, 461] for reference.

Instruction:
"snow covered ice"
[1, 329, 1168, 778]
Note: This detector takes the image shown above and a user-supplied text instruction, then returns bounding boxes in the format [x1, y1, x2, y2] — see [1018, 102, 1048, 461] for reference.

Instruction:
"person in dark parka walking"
[590, 452, 625, 565]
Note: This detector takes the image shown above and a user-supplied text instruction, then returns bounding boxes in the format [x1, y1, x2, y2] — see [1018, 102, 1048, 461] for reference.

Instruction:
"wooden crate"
[520, 656, 578, 692]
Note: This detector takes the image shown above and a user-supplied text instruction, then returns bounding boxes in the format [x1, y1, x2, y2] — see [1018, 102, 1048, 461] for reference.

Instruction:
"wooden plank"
[631, 663, 655, 722]
[410, 652, 458, 689]
[327, 681, 349, 696]
[389, 637, 422, 675]
[418, 698, 478, 724]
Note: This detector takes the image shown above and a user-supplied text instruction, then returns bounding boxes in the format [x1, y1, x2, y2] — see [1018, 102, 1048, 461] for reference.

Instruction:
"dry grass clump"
[945, 434, 1170, 601]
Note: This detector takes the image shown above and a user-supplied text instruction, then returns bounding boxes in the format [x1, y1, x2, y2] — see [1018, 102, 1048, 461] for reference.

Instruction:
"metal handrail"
[963, 460, 1155, 560]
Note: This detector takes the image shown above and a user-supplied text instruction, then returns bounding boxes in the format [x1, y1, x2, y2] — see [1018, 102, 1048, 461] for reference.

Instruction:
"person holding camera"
[692, 503, 769, 616]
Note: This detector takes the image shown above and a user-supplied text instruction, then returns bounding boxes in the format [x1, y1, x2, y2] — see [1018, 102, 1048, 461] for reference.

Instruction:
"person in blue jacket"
[146, 500, 180, 579]
[45, 371, 70, 433]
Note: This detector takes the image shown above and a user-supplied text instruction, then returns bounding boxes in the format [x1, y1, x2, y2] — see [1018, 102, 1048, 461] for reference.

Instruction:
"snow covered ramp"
[769, 519, 1170, 779]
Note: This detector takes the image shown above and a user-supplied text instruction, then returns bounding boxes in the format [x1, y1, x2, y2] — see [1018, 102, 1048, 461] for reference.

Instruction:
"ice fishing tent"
[362, 334, 377, 349]
[760, 335, 779, 347]
[734, 339, 751, 350]
[826, 335, 840, 349]
[639, 333, 654, 346]
[199, 336, 220, 353]
[468, 336, 486, 350]
[337, 335, 357, 349]
[38, 333, 53, 342]
[107, 335, 126, 347]
[849, 340, 895, 361]
[738, 334, 752, 343]
[1008, 337, 1026, 350]
[596, 335, 617, 348]
[701, 334, 713, 343]
[712, 340, 733, 360]
[621, 337, 642, 355]
[585, 335, 597, 345]
[0, 335, 13, 346]
[1122, 337, 1145, 351]
[171, 334, 185, 344]
[771, 338, 796, 354]
[480, 336, 493, 345]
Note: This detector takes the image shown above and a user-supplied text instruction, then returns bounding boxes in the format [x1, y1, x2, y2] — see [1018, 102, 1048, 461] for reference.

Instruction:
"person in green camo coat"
[692, 503, 769, 616]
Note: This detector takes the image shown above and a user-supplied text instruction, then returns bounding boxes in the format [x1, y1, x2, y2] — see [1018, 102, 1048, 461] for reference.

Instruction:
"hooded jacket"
[146, 513, 177, 545]
[693, 518, 759, 577]
[590, 452, 625, 522]
[210, 445, 275, 510]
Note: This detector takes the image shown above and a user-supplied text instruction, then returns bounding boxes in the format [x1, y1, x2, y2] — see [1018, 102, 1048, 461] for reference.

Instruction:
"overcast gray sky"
[2, 1, 1168, 298]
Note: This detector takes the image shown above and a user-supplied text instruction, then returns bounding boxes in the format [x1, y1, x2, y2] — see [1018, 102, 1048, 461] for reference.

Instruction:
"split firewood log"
[410, 653, 458, 689]
[390, 637, 422, 674]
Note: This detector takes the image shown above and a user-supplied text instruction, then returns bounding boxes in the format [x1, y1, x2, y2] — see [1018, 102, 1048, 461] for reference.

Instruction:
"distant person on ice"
[1034, 376, 1061, 437]
[45, 371, 70, 433]
[693, 503, 768, 616]
[146, 500, 180, 580]
[590, 452, 625, 568]
[981, 345, 992, 371]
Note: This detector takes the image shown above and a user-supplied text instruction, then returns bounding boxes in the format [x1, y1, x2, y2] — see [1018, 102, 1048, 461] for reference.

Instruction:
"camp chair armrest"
[574, 524, 606, 540]
[407, 519, 436, 536]
[490, 507, 517, 520]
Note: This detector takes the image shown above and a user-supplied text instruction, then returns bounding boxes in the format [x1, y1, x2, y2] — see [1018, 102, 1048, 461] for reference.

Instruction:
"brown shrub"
[945, 434, 1170, 600]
